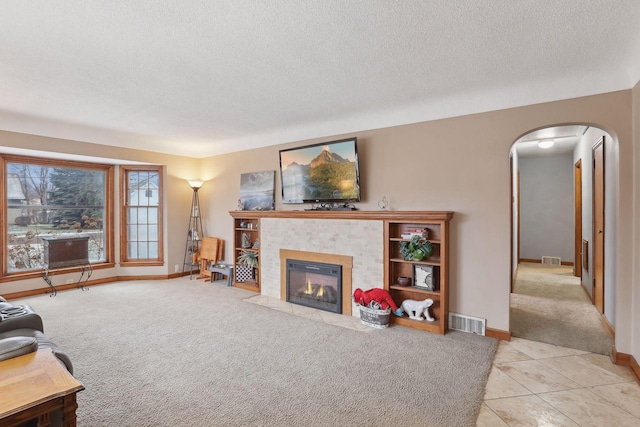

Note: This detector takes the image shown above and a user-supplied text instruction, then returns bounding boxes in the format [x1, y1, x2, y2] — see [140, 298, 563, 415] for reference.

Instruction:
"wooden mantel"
[230, 209, 455, 323]
[229, 210, 454, 221]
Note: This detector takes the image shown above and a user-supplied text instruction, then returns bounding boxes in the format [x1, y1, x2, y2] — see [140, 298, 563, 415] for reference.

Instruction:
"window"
[120, 166, 163, 266]
[1, 155, 114, 279]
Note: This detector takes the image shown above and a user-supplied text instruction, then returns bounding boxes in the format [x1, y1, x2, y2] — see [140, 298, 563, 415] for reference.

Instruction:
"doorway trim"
[592, 136, 605, 313]
[574, 159, 582, 277]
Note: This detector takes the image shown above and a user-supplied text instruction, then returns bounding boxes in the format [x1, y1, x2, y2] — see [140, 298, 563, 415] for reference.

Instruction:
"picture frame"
[412, 265, 438, 291]
[239, 171, 275, 211]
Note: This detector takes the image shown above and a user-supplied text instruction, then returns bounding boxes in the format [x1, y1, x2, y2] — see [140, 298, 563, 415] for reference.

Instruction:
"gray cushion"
[0, 335, 38, 361]
[0, 329, 73, 374]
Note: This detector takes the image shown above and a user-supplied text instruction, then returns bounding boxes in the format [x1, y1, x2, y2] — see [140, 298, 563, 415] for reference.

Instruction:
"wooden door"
[517, 171, 521, 266]
[574, 160, 582, 277]
[592, 137, 605, 313]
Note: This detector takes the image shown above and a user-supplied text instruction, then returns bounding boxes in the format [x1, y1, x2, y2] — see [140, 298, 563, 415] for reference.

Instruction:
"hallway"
[510, 263, 613, 355]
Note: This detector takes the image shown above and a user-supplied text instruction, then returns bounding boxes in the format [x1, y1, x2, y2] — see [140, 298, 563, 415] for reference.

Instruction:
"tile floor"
[479, 338, 640, 427]
[245, 294, 640, 426]
[245, 293, 376, 332]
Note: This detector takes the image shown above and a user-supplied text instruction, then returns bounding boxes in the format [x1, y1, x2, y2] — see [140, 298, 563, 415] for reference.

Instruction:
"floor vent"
[448, 313, 486, 336]
[541, 256, 561, 265]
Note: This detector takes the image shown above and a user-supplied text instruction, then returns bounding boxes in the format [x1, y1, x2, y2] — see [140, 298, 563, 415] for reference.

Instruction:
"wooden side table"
[0, 350, 84, 427]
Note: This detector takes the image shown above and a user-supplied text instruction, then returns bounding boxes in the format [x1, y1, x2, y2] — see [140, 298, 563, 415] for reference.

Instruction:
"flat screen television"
[279, 137, 361, 204]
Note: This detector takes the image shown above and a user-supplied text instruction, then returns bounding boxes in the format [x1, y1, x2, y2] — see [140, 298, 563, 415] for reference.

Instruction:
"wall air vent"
[448, 313, 486, 336]
[541, 256, 561, 265]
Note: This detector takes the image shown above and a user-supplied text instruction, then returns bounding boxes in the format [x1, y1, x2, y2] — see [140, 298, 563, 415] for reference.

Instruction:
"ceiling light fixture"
[538, 139, 555, 149]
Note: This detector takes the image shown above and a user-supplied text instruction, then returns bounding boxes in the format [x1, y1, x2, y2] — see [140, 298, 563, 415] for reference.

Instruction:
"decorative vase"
[397, 276, 410, 286]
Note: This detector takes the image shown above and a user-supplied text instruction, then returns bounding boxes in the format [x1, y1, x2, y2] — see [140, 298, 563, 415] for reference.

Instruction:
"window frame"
[119, 165, 164, 267]
[0, 154, 115, 282]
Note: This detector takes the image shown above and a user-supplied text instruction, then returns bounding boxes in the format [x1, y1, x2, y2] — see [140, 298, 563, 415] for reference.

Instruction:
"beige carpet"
[15, 278, 498, 427]
[511, 263, 614, 355]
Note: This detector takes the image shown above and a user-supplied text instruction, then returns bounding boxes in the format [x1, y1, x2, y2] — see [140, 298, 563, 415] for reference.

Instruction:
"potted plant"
[399, 235, 433, 261]
[237, 249, 258, 281]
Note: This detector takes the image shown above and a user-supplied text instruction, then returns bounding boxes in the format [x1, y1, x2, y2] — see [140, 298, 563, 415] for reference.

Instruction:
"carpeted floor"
[510, 263, 614, 355]
[15, 278, 498, 427]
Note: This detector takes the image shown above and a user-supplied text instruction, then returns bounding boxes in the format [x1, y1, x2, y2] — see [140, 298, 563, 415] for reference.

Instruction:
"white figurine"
[401, 298, 435, 322]
[378, 195, 388, 210]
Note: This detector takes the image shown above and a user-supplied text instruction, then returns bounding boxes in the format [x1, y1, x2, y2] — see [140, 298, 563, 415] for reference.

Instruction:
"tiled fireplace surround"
[260, 217, 383, 317]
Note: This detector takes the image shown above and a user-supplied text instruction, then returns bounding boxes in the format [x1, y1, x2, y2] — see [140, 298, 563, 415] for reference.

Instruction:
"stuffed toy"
[353, 288, 403, 316]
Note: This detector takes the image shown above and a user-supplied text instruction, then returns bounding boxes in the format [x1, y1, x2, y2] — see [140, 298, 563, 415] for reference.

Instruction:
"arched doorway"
[509, 124, 616, 355]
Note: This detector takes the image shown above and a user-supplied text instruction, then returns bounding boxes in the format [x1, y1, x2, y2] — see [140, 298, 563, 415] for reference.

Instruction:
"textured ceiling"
[1, 1, 639, 158]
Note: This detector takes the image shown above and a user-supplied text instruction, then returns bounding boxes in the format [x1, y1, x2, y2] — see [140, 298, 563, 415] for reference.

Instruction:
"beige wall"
[632, 81, 640, 364]
[1, 89, 637, 359]
[200, 90, 634, 345]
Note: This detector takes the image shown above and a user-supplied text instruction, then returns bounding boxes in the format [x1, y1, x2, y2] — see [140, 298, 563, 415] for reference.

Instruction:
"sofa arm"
[0, 305, 45, 334]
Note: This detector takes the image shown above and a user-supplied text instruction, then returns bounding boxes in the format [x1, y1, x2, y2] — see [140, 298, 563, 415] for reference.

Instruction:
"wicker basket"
[359, 305, 391, 329]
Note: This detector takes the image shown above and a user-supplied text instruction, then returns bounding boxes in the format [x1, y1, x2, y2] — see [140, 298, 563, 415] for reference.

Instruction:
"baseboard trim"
[611, 347, 640, 384]
[2, 275, 175, 300]
[631, 356, 640, 385]
[519, 258, 573, 266]
[486, 328, 511, 341]
[115, 275, 174, 281]
[611, 346, 629, 364]
[168, 271, 203, 279]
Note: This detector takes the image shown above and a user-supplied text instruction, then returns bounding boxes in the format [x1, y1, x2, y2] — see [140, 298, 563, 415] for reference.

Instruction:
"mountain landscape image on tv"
[279, 138, 360, 204]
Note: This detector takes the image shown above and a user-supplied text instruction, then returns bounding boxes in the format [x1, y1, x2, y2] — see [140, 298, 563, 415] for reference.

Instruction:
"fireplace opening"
[286, 259, 342, 313]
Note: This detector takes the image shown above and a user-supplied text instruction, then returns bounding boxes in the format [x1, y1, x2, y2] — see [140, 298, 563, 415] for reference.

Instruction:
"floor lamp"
[182, 180, 204, 278]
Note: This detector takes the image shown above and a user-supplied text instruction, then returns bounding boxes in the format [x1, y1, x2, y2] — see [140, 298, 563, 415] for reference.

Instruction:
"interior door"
[509, 156, 520, 292]
[517, 170, 520, 266]
[574, 159, 582, 277]
[592, 137, 605, 313]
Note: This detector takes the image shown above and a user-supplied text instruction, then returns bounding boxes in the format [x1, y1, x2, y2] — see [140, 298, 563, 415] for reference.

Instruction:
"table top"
[0, 350, 84, 419]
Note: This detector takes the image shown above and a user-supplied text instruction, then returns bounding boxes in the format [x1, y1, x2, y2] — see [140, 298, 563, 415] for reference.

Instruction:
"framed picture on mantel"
[239, 170, 275, 211]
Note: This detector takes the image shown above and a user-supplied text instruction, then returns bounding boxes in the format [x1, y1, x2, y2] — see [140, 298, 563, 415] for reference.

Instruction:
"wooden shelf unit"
[384, 212, 453, 334]
[228, 210, 453, 334]
[230, 212, 261, 292]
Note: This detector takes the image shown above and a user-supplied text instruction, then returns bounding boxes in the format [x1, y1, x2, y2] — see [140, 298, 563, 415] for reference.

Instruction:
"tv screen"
[279, 137, 361, 204]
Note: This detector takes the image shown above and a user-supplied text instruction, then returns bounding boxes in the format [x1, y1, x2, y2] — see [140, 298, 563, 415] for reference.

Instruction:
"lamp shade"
[188, 180, 204, 189]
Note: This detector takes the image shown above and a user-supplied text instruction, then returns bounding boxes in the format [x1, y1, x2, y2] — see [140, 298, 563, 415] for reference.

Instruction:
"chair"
[196, 237, 224, 281]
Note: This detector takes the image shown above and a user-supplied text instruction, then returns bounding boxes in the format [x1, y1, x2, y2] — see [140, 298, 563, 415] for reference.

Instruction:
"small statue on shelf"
[401, 298, 435, 322]
[378, 195, 388, 210]
[241, 232, 251, 249]
[236, 199, 244, 210]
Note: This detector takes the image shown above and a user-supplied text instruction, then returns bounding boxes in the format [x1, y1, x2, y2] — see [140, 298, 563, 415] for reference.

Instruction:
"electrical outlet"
[174, 264, 180, 272]
[66, 279, 73, 284]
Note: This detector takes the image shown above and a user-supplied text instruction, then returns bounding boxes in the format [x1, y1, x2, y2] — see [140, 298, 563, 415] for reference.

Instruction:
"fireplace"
[279, 249, 354, 316]
[286, 259, 342, 314]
